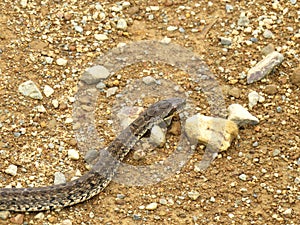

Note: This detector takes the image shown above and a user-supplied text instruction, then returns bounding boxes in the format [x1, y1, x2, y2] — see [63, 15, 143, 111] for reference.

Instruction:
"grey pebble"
[133, 214, 142, 220]
[18, 80, 43, 100]
[219, 37, 232, 45]
[54, 172, 66, 185]
[252, 141, 259, 147]
[225, 4, 234, 12]
[276, 106, 282, 113]
[80, 65, 110, 85]
[117, 194, 125, 199]
[290, 0, 297, 4]
[263, 29, 274, 39]
[85, 149, 99, 164]
[238, 15, 250, 27]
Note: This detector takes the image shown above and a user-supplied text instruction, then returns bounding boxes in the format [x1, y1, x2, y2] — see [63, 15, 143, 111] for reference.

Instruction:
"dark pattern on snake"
[0, 98, 186, 212]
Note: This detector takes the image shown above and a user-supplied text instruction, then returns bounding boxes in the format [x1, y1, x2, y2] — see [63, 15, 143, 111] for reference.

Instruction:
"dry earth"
[0, 0, 299, 225]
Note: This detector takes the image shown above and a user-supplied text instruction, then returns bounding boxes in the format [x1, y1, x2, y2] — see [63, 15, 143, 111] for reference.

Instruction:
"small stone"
[0, 211, 10, 220]
[10, 214, 24, 224]
[248, 91, 261, 108]
[116, 18, 127, 30]
[146, 202, 158, 210]
[247, 51, 284, 84]
[133, 214, 142, 220]
[159, 198, 167, 205]
[290, 0, 297, 4]
[290, 66, 300, 86]
[264, 84, 277, 95]
[106, 87, 118, 97]
[43, 85, 54, 97]
[80, 65, 110, 84]
[228, 104, 259, 126]
[273, 149, 281, 156]
[150, 125, 166, 147]
[5, 164, 18, 176]
[94, 33, 108, 41]
[18, 80, 43, 100]
[34, 212, 45, 220]
[225, 4, 234, 12]
[261, 44, 275, 56]
[228, 87, 241, 98]
[263, 29, 274, 38]
[54, 172, 66, 185]
[96, 82, 106, 90]
[238, 15, 250, 27]
[220, 37, 232, 45]
[142, 76, 157, 85]
[52, 99, 59, 108]
[68, 149, 80, 160]
[252, 141, 259, 147]
[45, 56, 53, 64]
[239, 174, 247, 181]
[74, 25, 83, 33]
[65, 118, 73, 124]
[167, 26, 178, 31]
[84, 149, 99, 165]
[56, 58, 68, 66]
[276, 106, 282, 113]
[20, 0, 27, 7]
[36, 105, 46, 113]
[282, 208, 292, 216]
[188, 191, 200, 200]
[61, 219, 73, 225]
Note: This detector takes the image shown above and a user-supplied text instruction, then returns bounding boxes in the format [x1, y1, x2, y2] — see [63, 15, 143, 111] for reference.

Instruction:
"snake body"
[0, 98, 186, 212]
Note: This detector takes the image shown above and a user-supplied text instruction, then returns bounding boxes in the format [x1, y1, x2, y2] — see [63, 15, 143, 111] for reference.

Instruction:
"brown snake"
[0, 98, 186, 212]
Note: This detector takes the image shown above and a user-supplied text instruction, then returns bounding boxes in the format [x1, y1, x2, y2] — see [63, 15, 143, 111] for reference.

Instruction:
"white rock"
[160, 36, 171, 44]
[18, 80, 43, 100]
[56, 58, 68, 66]
[282, 208, 292, 216]
[5, 164, 18, 176]
[150, 125, 166, 147]
[68, 149, 80, 160]
[36, 105, 46, 113]
[106, 87, 118, 97]
[116, 18, 127, 30]
[52, 99, 59, 108]
[65, 118, 73, 124]
[187, 191, 200, 200]
[167, 26, 178, 31]
[248, 91, 263, 108]
[61, 219, 73, 225]
[142, 76, 157, 85]
[20, 0, 27, 7]
[80, 65, 110, 84]
[94, 33, 108, 41]
[34, 212, 45, 220]
[145, 202, 158, 210]
[228, 104, 259, 126]
[54, 172, 66, 185]
[0, 211, 10, 220]
[239, 174, 247, 181]
[45, 56, 53, 64]
[185, 114, 238, 152]
[43, 85, 54, 97]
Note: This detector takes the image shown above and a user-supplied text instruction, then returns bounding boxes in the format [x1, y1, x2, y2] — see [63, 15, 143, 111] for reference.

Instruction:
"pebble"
[18, 80, 43, 100]
[43, 85, 54, 97]
[74, 25, 83, 33]
[290, 66, 300, 86]
[0, 211, 10, 220]
[264, 84, 277, 95]
[116, 18, 127, 30]
[133, 214, 142, 220]
[187, 190, 200, 200]
[56, 58, 68, 66]
[290, 0, 297, 4]
[167, 26, 178, 31]
[225, 4, 234, 12]
[239, 174, 247, 181]
[247, 51, 284, 84]
[159, 198, 168, 205]
[282, 208, 292, 216]
[228, 104, 259, 126]
[52, 99, 59, 108]
[252, 141, 259, 147]
[145, 202, 158, 210]
[68, 149, 80, 160]
[273, 149, 281, 156]
[142, 76, 157, 85]
[84, 149, 99, 165]
[106, 87, 118, 97]
[276, 106, 282, 113]
[238, 15, 250, 27]
[261, 44, 275, 56]
[54, 172, 66, 185]
[263, 29, 274, 38]
[61, 219, 73, 225]
[5, 164, 18, 176]
[219, 37, 232, 45]
[248, 91, 261, 108]
[80, 65, 110, 84]
[149, 125, 166, 147]
[65, 117, 73, 124]
[10, 214, 24, 224]
[94, 33, 108, 41]
[45, 56, 53, 64]
[34, 212, 45, 220]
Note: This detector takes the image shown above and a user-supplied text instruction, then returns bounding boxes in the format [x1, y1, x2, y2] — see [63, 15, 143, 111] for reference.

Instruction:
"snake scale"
[0, 98, 186, 212]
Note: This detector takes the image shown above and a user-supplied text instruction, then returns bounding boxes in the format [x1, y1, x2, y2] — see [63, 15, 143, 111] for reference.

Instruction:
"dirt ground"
[0, 0, 300, 224]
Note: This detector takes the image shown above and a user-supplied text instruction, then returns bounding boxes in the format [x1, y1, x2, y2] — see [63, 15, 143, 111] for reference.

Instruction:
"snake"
[0, 98, 186, 212]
